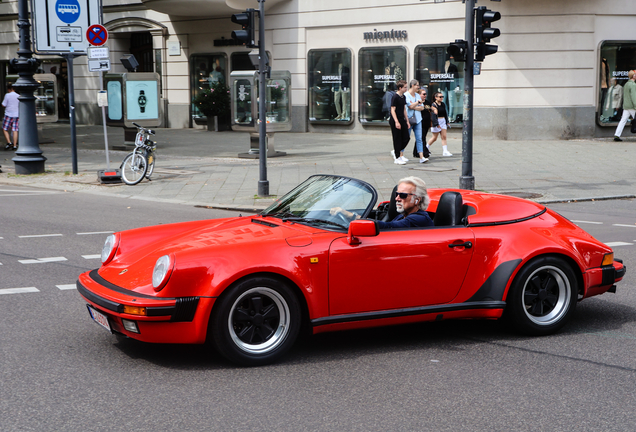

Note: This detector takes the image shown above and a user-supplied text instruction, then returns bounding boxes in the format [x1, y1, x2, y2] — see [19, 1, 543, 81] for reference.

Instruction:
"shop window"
[598, 41, 636, 126]
[308, 49, 352, 124]
[359, 47, 407, 123]
[190, 53, 228, 121]
[415, 45, 465, 124]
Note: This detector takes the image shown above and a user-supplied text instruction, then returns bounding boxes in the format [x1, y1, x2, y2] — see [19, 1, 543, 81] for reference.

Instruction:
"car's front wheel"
[210, 276, 301, 366]
[506, 256, 578, 336]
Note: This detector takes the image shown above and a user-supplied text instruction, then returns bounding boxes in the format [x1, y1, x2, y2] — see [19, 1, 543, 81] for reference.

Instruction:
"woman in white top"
[404, 80, 428, 163]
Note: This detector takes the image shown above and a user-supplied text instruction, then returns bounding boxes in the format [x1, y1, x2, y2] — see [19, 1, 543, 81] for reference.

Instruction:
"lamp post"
[11, 0, 47, 174]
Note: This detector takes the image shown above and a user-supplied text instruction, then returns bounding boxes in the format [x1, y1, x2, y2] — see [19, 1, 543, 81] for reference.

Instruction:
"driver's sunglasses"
[395, 192, 414, 199]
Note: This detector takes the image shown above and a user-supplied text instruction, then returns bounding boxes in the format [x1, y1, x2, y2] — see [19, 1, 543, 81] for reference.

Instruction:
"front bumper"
[77, 269, 214, 344]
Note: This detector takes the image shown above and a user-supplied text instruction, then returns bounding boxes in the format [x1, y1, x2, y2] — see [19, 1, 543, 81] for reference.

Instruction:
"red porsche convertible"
[77, 175, 626, 366]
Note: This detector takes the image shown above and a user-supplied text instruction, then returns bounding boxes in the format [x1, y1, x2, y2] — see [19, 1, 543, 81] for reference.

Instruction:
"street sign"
[88, 46, 109, 59]
[86, 24, 108, 46]
[31, 0, 102, 54]
[89, 59, 111, 72]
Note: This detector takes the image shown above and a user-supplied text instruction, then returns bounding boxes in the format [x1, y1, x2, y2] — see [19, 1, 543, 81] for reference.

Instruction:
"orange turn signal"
[123, 305, 147, 316]
[602, 253, 614, 266]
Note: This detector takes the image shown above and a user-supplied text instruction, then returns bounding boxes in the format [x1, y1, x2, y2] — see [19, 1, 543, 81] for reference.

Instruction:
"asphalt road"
[1, 187, 635, 431]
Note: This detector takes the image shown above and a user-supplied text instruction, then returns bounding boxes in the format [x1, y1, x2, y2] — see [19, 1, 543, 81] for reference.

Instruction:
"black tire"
[506, 256, 578, 336]
[210, 276, 301, 366]
[121, 152, 148, 185]
[145, 150, 155, 179]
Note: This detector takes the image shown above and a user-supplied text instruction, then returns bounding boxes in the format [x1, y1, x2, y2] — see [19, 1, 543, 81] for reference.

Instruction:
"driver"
[331, 176, 434, 229]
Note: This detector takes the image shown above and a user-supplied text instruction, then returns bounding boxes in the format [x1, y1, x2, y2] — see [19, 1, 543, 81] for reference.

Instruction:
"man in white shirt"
[2, 83, 19, 150]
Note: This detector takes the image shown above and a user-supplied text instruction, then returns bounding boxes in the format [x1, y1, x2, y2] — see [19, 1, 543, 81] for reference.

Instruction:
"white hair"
[399, 176, 430, 210]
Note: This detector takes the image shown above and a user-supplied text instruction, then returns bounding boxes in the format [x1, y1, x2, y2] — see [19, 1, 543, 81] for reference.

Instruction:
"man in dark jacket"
[331, 176, 434, 229]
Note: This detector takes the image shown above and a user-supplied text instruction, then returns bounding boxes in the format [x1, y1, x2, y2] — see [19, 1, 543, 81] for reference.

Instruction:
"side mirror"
[347, 219, 379, 245]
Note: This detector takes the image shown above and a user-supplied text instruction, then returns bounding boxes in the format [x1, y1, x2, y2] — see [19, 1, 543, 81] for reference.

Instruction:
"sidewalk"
[1, 123, 635, 211]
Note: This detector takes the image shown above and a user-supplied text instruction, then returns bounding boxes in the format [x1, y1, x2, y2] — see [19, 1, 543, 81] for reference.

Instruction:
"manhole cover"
[499, 191, 543, 199]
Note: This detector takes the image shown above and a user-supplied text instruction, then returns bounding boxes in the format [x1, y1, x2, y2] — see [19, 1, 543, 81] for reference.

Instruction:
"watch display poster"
[358, 47, 407, 123]
[126, 80, 159, 120]
[107, 80, 122, 121]
[415, 45, 465, 124]
[308, 49, 352, 123]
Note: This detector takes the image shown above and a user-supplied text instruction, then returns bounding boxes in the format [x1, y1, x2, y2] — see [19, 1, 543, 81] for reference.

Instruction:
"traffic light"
[231, 9, 257, 48]
[475, 6, 501, 62]
[447, 39, 468, 62]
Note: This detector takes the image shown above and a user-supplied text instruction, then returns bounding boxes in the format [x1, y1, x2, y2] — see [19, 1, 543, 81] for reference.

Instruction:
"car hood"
[98, 215, 322, 294]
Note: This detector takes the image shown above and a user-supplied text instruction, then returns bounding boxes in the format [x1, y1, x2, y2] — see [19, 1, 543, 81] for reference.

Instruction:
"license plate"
[87, 305, 112, 333]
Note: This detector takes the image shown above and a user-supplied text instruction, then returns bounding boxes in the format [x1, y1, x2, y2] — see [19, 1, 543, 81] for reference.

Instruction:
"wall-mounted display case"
[230, 70, 292, 133]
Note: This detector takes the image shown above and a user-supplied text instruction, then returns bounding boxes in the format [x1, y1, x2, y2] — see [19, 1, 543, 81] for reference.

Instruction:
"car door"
[328, 227, 475, 316]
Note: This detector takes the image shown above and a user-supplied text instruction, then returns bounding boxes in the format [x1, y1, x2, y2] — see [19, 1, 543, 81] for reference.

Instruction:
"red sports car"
[77, 175, 626, 366]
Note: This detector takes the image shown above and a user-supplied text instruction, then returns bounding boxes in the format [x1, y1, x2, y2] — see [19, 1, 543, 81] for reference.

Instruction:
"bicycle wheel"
[121, 152, 148, 185]
[145, 150, 155, 179]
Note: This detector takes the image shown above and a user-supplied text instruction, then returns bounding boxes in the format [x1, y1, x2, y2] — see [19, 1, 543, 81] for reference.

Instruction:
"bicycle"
[121, 122, 157, 185]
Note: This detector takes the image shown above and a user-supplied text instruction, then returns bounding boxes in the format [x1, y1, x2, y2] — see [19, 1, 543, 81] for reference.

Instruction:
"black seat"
[382, 185, 399, 222]
[433, 191, 464, 226]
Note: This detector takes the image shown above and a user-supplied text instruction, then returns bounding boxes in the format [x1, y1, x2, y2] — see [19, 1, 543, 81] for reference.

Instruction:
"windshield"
[262, 175, 377, 230]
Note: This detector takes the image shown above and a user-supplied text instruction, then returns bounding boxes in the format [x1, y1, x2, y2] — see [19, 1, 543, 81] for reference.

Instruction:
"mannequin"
[332, 62, 351, 120]
[444, 56, 459, 121]
[209, 58, 225, 85]
[601, 78, 623, 122]
[384, 61, 403, 91]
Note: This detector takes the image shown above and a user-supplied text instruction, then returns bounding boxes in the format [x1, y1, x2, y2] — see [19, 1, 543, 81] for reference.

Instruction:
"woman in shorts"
[427, 92, 452, 157]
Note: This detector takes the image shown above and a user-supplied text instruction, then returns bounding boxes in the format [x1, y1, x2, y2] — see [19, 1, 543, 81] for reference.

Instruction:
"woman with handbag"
[389, 80, 411, 165]
[405, 80, 428, 163]
[427, 92, 453, 157]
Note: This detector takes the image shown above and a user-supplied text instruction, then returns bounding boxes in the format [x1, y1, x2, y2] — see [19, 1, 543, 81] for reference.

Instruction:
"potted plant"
[193, 80, 231, 131]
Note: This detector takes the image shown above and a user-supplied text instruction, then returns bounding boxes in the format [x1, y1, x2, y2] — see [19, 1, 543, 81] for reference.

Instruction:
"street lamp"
[11, 0, 47, 174]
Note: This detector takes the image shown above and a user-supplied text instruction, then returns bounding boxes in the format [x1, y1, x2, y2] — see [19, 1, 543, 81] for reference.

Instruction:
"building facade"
[0, 0, 634, 139]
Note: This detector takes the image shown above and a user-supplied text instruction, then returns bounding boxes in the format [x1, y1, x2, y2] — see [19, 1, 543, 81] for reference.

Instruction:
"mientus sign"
[364, 29, 408, 41]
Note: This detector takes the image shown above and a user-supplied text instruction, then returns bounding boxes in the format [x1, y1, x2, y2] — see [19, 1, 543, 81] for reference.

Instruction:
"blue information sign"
[55, 0, 81, 24]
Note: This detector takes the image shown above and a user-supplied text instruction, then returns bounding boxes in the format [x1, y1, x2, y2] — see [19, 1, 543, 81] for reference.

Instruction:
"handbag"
[408, 113, 417, 125]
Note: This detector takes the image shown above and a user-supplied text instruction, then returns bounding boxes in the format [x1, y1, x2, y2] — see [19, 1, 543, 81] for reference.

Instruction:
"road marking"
[77, 231, 114, 235]
[0, 287, 39, 295]
[56, 284, 77, 290]
[571, 220, 603, 225]
[605, 242, 633, 247]
[613, 224, 636, 228]
[82, 254, 101, 259]
[18, 234, 63, 238]
[19, 257, 68, 264]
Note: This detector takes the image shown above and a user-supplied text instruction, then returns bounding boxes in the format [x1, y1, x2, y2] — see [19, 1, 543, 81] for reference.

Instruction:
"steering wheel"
[335, 211, 351, 226]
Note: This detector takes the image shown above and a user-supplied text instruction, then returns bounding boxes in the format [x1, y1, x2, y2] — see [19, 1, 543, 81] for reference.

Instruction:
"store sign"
[363, 29, 408, 41]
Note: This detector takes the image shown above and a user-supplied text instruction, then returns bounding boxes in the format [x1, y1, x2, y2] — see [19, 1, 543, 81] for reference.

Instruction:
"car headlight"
[101, 234, 120, 265]
[152, 254, 174, 291]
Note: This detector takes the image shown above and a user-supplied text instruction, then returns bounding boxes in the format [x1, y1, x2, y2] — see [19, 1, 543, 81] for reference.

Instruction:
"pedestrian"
[427, 91, 453, 157]
[414, 87, 432, 159]
[614, 70, 636, 142]
[2, 83, 19, 151]
[404, 80, 428, 163]
[389, 80, 411, 165]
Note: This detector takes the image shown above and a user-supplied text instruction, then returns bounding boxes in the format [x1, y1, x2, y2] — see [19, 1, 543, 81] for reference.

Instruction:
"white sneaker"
[394, 158, 406, 165]
[419, 157, 428, 163]
[442, 150, 453, 157]
[390, 150, 396, 160]
[400, 156, 409, 162]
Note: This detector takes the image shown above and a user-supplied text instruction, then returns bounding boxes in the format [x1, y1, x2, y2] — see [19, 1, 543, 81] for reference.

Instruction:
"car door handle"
[448, 241, 472, 249]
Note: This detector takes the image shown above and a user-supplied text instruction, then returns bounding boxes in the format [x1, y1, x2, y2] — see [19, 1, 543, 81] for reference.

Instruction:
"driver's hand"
[330, 207, 345, 216]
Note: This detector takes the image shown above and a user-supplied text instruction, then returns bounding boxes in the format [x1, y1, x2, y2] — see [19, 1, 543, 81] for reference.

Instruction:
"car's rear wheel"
[210, 276, 301, 366]
[506, 256, 578, 336]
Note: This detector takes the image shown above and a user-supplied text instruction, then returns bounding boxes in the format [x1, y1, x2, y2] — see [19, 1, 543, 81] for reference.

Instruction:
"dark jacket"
[377, 210, 434, 229]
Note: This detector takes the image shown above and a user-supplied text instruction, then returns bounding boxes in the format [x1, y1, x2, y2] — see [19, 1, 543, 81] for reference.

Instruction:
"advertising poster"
[107, 80, 122, 120]
[126, 80, 158, 120]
